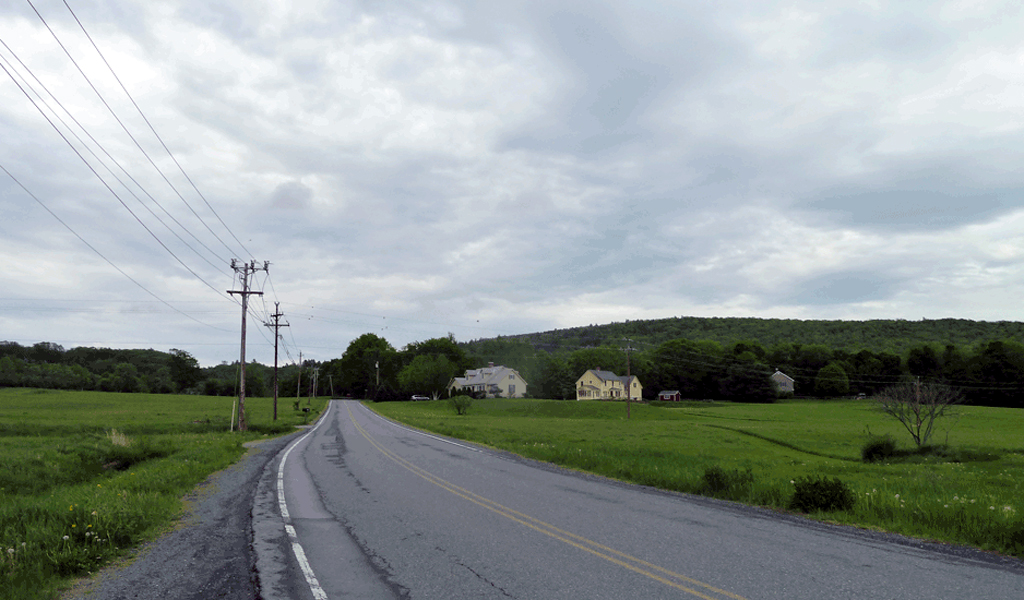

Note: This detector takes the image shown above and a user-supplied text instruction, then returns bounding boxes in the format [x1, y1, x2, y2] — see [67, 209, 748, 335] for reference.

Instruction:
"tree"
[30, 341, 65, 364]
[719, 363, 777, 403]
[103, 363, 144, 393]
[567, 347, 626, 380]
[876, 381, 963, 447]
[647, 339, 722, 399]
[966, 341, 1024, 407]
[338, 333, 399, 398]
[0, 355, 21, 387]
[168, 349, 201, 392]
[907, 345, 941, 380]
[245, 367, 267, 398]
[537, 354, 576, 399]
[398, 354, 457, 397]
[403, 335, 470, 370]
[814, 363, 849, 397]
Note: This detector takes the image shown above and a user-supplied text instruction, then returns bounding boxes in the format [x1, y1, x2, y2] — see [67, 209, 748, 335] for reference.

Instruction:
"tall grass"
[369, 398, 1024, 558]
[0, 388, 325, 600]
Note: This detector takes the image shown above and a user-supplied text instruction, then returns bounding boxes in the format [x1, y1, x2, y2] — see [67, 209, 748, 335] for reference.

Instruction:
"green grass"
[368, 397, 1024, 558]
[0, 388, 326, 600]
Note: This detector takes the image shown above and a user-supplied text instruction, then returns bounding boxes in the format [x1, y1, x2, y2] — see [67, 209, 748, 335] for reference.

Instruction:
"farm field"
[0, 388, 326, 600]
[368, 397, 1024, 558]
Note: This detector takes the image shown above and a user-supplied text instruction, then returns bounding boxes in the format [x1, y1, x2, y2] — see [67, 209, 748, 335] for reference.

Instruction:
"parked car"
[411, 395, 430, 401]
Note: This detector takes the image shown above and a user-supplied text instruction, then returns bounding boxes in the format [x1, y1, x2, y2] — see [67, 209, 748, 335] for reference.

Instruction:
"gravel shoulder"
[61, 431, 302, 600]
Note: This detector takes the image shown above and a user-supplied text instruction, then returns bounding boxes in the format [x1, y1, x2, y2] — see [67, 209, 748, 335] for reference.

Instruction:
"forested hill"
[502, 317, 1024, 356]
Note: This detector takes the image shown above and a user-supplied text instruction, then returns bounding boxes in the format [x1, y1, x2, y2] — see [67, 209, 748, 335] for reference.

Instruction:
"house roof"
[582, 369, 640, 386]
[450, 364, 527, 387]
[658, 390, 681, 395]
[771, 370, 795, 382]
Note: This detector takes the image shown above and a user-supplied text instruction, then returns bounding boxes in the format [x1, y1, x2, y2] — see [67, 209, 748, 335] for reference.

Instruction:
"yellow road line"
[346, 403, 748, 600]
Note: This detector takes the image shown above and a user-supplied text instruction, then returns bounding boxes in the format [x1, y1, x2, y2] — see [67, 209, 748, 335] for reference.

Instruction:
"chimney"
[488, 362, 494, 368]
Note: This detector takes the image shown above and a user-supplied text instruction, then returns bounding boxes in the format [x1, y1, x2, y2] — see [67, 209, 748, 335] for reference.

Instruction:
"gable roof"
[583, 369, 639, 386]
[454, 364, 526, 387]
[771, 370, 795, 382]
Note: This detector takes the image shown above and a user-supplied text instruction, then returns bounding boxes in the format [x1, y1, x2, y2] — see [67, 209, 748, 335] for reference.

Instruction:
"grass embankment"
[0, 388, 326, 600]
[368, 398, 1024, 558]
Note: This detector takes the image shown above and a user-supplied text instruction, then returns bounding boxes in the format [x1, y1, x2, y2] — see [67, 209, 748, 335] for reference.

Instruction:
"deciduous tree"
[876, 381, 962, 447]
[814, 363, 849, 398]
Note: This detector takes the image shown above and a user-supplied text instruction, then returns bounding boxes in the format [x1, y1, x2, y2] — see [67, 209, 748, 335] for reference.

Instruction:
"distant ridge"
[487, 316, 1024, 356]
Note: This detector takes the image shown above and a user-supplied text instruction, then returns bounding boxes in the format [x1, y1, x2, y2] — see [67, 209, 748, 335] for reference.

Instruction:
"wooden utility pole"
[296, 351, 303, 401]
[264, 302, 289, 421]
[310, 366, 320, 404]
[228, 259, 267, 432]
[625, 343, 632, 420]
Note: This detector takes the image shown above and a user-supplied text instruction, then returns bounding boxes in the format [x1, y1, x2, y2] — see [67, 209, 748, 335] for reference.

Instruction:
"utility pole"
[228, 259, 267, 432]
[310, 366, 320, 404]
[624, 339, 634, 420]
[296, 351, 303, 402]
[264, 302, 289, 421]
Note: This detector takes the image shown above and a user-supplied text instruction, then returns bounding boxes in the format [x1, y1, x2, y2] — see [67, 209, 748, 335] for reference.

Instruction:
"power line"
[0, 161, 230, 332]
[58, 0, 253, 260]
[0, 57, 233, 301]
[24, 0, 246, 265]
[0, 41, 228, 275]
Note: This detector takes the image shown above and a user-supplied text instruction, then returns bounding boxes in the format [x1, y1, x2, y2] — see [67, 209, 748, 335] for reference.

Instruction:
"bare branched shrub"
[876, 382, 962, 448]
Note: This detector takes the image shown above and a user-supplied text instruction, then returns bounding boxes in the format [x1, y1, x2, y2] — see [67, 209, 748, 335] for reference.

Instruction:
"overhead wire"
[0, 40, 229, 275]
[27, 0, 246, 262]
[0, 58, 236, 306]
[0, 161, 230, 332]
[1, 7, 280, 360]
[60, 0, 253, 261]
[3, 2, 285, 360]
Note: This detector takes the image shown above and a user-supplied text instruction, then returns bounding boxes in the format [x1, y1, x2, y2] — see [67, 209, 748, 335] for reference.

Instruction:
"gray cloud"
[783, 271, 901, 306]
[3, 0, 1024, 364]
[268, 181, 313, 210]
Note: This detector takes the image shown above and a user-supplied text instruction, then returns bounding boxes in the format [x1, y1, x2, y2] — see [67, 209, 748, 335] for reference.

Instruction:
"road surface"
[253, 400, 1024, 599]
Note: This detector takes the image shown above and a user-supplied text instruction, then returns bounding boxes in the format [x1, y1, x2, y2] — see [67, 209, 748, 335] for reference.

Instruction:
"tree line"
[506, 317, 1024, 360]
[6, 314, 1024, 408]
[462, 336, 1024, 408]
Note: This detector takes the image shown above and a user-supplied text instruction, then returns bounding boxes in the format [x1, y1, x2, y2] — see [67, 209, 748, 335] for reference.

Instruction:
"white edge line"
[277, 401, 333, 600]
[353, 400, 482, 453]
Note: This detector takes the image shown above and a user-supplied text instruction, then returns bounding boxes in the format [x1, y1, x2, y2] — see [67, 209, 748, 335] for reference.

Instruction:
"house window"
[509, 384, 515, 396]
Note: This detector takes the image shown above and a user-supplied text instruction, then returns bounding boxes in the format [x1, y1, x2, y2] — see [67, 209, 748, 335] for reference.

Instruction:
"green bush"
[701, 466, 753, 499]
[1004, 523, 1024, 558]
[448, 395, 473, 416]
[790, 475, 855, 513]
[861, 435, 898, 463]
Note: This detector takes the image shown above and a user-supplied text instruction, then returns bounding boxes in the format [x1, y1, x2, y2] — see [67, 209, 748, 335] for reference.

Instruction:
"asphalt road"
[254, 400, 1024, 600]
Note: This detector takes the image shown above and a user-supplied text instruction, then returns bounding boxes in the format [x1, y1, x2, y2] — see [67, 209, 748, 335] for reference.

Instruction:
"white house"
[448, 363, 528, 398]
[771, 370, 795, 394]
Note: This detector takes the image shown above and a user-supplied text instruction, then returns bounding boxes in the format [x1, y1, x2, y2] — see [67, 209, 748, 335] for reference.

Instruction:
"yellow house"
[575, 369, 642, 401]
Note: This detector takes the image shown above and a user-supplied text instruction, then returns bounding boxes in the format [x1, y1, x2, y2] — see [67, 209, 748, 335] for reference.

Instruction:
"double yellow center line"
[347, 404, 748, 600]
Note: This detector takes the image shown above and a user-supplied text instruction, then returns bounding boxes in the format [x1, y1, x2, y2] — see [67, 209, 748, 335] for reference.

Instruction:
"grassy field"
[368, 397, 1024, 558]
[0, 388, 326, 600]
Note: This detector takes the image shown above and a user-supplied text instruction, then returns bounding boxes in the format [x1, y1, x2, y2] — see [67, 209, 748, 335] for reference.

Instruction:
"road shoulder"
[60, 433, 301, 600]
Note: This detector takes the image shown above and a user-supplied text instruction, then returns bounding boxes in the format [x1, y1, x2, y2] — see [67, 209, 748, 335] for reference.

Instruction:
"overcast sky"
[2, 0, 1024, 366]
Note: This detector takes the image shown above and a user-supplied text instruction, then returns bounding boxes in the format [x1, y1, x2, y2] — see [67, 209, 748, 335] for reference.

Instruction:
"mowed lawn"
[368, 397, 1024, 558]
[0, 388, 325, 600]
